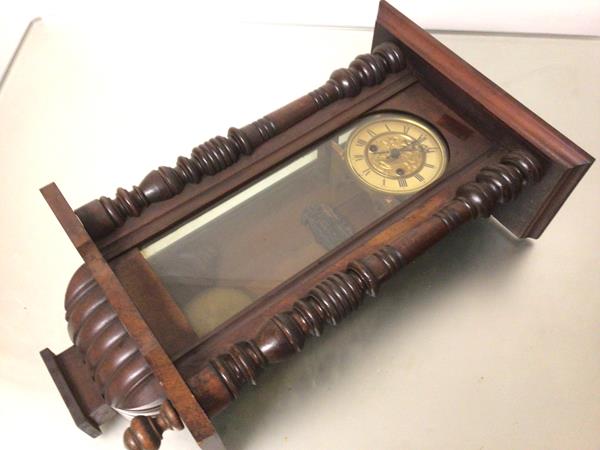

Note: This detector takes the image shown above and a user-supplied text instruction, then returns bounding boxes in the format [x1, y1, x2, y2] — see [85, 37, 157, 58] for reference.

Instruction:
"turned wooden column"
[185, 150, 543, 416]
[76, 42, 406, 240]
[120, 149, 543, 450]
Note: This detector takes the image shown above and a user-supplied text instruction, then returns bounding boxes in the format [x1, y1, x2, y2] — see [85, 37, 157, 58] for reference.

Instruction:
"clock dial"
[346, 113, 448, 194]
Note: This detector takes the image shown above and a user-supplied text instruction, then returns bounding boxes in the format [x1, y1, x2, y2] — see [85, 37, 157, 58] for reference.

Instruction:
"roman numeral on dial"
[345, 115, 448, 195]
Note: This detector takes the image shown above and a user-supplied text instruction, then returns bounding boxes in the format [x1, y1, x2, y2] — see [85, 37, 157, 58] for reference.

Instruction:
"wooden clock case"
[40, 2, 593, 449]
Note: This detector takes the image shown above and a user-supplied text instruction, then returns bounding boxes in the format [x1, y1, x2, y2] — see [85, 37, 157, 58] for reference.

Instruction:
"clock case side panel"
[373, 0, 594, 239]
[39, 184, 221, 447]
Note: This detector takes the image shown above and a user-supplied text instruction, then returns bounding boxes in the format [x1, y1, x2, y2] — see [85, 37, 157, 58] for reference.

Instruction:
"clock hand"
[370, 142, 421, 160]
[398, 141, 421, 152]
[388, 145, 419, 159]
[368, 145, 390, 155]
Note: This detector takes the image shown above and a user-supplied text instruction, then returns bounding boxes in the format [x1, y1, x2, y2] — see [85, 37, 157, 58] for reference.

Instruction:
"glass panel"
[142, 112, 448, 337]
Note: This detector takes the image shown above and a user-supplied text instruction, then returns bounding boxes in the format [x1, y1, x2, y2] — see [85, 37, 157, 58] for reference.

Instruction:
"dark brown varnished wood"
[76, 43, 406, 241]
[175, 142, 499, 379]
[40, 183, 222, 448]
[111, 251, 200, 360]
[373, 0, 593, 238]
[117, 149, 543, 449]
[64, 265, 163, 413]
[98, 72, 417, 260]
[184, 150, 543, 417]
[123, 400, 183, 450]
[41, 347, 116, 437]
[39, 2, 594, 449]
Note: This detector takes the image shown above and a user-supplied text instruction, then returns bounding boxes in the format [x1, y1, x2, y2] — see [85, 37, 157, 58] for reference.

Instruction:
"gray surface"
[0, 22, 598, 450]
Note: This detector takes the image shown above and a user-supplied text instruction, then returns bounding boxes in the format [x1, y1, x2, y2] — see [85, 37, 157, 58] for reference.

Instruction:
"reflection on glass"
[142, 113, 448, 338]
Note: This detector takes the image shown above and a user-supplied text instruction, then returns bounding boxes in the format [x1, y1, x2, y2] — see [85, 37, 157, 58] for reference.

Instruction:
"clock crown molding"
[374, 0, 593, 238]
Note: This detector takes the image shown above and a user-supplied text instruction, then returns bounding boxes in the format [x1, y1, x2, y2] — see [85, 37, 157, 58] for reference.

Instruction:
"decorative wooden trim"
[98, 72, 417, 261]
[174, 82, 497, 373]
[376, 1, 591, 168]
[56, 248, 201, 421]
[374, 0, 594, 238]
[45, 148, 539, 448]
[40, 183, 223, 449]
[64, 264, 162, 413]
[75, 149, 542, 449]
[186, 150, 544, 417]
[76, 42, 407, 241]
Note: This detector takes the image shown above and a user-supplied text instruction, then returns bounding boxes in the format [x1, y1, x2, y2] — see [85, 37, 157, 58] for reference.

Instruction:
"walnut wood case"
[39, 2, 593, 449]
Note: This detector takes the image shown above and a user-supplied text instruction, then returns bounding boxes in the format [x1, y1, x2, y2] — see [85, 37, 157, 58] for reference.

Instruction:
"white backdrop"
[2, 0, 600, 78]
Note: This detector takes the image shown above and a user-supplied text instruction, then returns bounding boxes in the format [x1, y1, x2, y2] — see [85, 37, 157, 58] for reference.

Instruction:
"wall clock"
[39, 2, 593, 449]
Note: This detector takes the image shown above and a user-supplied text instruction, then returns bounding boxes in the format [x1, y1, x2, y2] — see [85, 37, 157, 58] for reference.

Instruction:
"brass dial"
[346, 113, 448, 194]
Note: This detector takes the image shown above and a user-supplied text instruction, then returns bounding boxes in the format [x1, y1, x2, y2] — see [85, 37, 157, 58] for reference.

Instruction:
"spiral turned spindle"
[123, 400, 183, 450]
[185, 149, 544, 416]
[75, 42, 406, 240]
[121, 150, 543, 448]
[209, 245, 404, 399]
[434, 150, 542, 230]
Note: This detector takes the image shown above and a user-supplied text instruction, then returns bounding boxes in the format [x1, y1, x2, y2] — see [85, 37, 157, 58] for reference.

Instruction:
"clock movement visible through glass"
[142, 112, 449, 338]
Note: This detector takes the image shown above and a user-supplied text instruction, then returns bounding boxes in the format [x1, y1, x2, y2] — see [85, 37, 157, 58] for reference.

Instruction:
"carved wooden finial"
[123, 400, 183, 450]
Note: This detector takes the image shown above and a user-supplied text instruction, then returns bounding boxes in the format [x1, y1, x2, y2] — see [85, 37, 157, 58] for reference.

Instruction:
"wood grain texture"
[123, 400, 183, 450]
[373, 0, 594, 238]
[175, 90, 494, 380]
[97, 72, 417, 260]
[186, 150, 543, 417]
[41, 183, 221, 448]
[40, 3, 594, 448]
[76, 42, 407, 241]
[111, 250, 201, 360]
[40, 347, 115, 437]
